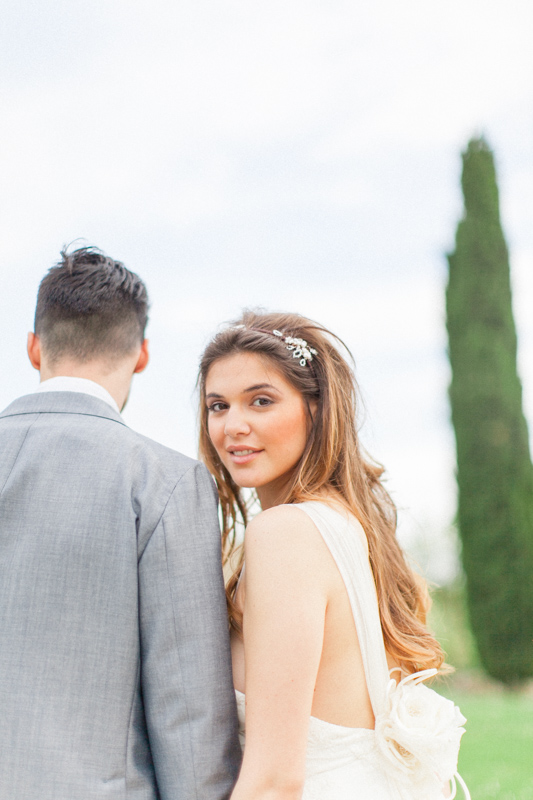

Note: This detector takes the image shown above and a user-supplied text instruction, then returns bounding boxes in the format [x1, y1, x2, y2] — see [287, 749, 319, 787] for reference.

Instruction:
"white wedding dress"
[235, 502, 469, 800]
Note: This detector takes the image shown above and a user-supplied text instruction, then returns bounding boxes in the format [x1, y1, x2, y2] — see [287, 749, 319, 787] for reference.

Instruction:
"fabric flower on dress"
[374, 669, 470, 799]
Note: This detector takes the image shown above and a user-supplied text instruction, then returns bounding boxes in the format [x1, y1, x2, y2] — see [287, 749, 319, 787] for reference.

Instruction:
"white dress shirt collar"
[34, 376, 121, 414]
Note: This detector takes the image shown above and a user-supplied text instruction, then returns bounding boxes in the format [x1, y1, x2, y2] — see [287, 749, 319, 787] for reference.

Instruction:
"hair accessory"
[272, 329, 317, 367]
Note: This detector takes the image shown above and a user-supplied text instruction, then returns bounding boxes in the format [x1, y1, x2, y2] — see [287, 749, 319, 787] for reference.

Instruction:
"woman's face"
[205, 351, 312, 507]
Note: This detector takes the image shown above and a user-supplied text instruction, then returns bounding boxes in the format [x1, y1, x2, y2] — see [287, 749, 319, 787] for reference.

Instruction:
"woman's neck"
[256, 484, 347, 512]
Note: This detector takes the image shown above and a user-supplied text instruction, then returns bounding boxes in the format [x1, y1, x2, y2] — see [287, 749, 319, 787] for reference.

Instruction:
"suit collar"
[0, 391, 128, 426]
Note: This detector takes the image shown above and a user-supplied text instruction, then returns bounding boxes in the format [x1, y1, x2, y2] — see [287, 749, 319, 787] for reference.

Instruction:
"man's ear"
[27, 332, 41, 371]
[133, 339, 149, 374]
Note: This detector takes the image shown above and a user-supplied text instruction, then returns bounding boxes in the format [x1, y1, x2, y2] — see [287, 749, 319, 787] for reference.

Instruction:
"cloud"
[1, 0, 532, 574]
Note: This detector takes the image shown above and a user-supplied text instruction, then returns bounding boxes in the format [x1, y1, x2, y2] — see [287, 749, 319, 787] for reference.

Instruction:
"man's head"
[34, 246, 149, 364]
[28, 246, 150, 406]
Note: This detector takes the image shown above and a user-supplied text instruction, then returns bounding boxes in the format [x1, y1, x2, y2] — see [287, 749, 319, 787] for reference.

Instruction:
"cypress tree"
[446, 136, 533, 683]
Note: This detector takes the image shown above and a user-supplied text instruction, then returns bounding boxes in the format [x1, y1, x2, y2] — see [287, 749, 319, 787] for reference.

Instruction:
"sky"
[1, 0, 532, 583]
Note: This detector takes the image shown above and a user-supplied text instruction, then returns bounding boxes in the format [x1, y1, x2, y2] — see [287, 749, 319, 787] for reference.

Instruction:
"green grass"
[438, 691, 533, 800]
[429, 583, 533, 799]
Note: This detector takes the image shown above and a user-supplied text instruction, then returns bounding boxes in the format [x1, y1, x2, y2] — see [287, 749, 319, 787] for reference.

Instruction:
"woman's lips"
[227, 448, 263, 465]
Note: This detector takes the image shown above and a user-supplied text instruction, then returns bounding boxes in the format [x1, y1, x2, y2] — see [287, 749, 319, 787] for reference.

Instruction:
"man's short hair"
[34, 246, 149, 364]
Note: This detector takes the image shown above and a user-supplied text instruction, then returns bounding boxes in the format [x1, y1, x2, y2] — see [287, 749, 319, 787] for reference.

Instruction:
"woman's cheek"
[208, 418, 223, 451]
[274, 407, 308, 459]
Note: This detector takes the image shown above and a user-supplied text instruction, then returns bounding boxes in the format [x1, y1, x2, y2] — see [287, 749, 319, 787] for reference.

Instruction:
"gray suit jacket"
[0, 392, 241, 800]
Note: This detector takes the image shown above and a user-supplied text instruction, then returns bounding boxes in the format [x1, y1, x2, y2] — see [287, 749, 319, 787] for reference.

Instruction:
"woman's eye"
[208, 402, 227, 413]
[252, 397, 272, 407]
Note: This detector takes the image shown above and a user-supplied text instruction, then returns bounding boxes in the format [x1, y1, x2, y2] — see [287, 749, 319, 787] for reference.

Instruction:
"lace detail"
[236, 689, 382, 780]
[307, 717, 378, 776]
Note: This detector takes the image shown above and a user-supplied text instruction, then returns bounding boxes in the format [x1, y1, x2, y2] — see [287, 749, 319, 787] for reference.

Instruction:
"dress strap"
[294, 502, 471, 800]
[294, 502, 390, 718]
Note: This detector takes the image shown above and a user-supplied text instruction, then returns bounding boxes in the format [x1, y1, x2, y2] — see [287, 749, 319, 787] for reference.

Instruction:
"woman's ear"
[307, 399, 318, 420]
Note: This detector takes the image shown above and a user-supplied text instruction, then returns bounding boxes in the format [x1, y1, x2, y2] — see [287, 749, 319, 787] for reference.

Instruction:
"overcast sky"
[1, 0, 532, 582]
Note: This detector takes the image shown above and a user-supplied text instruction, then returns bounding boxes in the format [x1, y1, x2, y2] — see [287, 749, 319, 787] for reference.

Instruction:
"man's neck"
[37, 377, 121, 413]
[40, 362, 134, 411]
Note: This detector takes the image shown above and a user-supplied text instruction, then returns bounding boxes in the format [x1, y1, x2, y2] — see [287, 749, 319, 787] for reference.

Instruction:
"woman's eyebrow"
[243, 383, 279, 393]
[206, 383, 280, 400]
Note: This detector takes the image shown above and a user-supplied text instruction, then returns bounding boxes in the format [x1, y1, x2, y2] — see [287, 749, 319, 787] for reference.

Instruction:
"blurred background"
[1, 2, 532, 795]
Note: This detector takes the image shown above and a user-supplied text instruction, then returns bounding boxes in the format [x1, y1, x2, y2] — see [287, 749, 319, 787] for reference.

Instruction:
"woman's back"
[232, 501, 467, 800]
[231, 501, 378, 729]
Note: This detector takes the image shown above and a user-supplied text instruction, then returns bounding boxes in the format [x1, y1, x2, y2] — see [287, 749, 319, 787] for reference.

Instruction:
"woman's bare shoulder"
[245, 503, 320, 539]
[244, 505, 334, 603]
[244, 504, 333, 569]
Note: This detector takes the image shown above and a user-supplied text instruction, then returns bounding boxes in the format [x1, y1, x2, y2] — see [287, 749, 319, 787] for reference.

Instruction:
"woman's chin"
[233, 479, 257, 490]
[227, 471, 269, 492]
[225, 471, 258, 490]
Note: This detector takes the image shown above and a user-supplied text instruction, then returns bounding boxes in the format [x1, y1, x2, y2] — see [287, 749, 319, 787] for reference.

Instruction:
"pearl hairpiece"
[231, 324, 318, 367]
[272, 329, 317, 367]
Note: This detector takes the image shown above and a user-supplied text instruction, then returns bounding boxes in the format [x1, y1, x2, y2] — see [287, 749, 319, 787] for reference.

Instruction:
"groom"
[0, 247, 241, 800]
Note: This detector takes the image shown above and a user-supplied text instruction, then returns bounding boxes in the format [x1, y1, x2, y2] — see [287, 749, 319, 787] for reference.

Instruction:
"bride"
[198, 310, 469, 800]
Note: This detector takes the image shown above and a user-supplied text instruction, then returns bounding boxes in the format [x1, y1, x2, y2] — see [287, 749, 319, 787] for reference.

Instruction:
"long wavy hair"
[198, 310, 446, 674]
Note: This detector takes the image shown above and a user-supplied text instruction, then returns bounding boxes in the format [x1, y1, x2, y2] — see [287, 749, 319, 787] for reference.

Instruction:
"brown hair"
[35, 246, 149, 364]
[198, 310, 447, 674]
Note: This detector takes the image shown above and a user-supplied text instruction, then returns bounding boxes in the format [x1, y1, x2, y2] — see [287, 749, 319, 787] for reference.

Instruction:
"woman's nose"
[224, 408, 251, 437]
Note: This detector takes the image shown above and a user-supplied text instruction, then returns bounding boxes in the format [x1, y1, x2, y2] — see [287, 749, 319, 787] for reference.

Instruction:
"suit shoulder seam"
[138, 463, 203, 560]
[0, 414, 41, 498]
